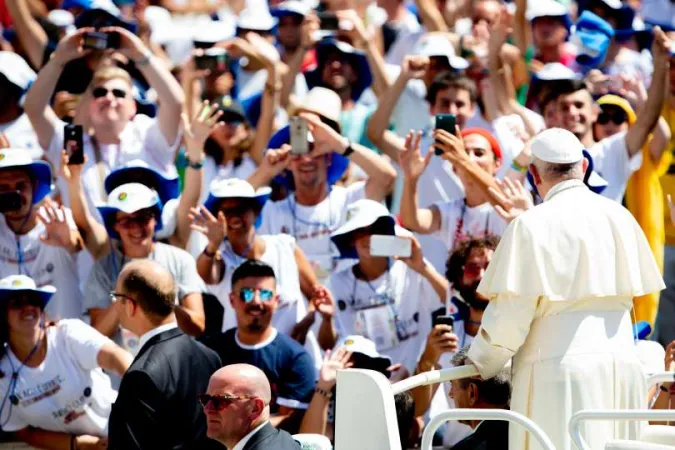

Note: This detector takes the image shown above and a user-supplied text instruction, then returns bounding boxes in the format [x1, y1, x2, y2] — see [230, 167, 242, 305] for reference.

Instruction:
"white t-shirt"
[589, 131, 642, 203]
[259, 182, 366, 282]
[433, 199, 508, 250]
[0, 320, 117, 436]
[45, 115, 181, 224]
[388, 68, 433, 137]
[207, 234, 306, 333]
[0, 114, 42, 160]
[0, 208, 83, 321]
[327, 260, 441, 373]
[200, 154, 258, 204]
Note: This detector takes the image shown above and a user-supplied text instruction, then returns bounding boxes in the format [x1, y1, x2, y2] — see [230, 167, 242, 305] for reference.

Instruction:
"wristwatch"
[187, 157, 204, 169]
[342, 141, 354, 157]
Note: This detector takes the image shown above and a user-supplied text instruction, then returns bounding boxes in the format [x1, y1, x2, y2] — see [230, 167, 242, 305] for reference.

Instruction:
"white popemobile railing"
[335, 365, 556, 450]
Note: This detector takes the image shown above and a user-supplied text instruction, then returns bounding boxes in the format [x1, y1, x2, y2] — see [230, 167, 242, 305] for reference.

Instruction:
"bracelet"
[135, 49, 152, 66]
[203, 246, 217, 258]
[315, 386, 333, 399]
[510, 160, 528, 173]
[187, 157, 204, 169]
[342, 141, 354, 157]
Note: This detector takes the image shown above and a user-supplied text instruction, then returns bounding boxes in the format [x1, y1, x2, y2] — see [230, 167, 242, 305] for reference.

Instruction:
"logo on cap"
[118, 192, 128, 201]
[344, 338, 354, 345]
[222, 96, 232, 107]
[0, 153, 5, 161]
[11, 279, 22, 287]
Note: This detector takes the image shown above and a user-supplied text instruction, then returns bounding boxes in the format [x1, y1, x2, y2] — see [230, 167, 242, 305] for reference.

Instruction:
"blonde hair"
[89, 66, 132, 90]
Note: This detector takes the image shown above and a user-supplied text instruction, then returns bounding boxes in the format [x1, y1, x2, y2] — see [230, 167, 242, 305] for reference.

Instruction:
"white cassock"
[467, 179, 665, 450]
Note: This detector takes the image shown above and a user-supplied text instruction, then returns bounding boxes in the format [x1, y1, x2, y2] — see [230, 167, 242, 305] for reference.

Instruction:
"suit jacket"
[451, 420, 509, 450]
[108, 327, 223, 450]
[242, 423, 300, 450]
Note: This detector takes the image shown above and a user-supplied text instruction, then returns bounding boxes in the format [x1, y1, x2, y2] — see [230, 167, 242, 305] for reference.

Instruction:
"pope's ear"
[582, 158, 589, 173]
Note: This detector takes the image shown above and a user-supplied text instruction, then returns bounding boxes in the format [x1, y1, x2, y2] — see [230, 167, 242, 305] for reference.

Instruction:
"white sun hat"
[412, 34, 469, 71]
[0, 275, 56, 305]
[97, 183, 163, 239]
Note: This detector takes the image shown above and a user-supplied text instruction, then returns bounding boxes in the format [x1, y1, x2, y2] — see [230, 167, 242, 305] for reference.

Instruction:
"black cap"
[214, 95, 248, 124]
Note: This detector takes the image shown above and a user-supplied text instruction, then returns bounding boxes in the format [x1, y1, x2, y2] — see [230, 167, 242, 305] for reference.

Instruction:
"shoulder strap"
[90, 133, 108, 202]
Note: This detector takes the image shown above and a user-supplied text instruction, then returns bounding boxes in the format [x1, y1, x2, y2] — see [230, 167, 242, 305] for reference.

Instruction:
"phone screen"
[64, 124, 84, 165]
[318, 12, 339, 31]
[434, 114, 456, 156]
[82, 32, 108, 50]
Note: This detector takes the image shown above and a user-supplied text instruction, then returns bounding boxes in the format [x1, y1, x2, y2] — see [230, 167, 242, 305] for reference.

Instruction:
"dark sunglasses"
[198, 394, 253, 411]
[220, 204, 253, 218]
[597, 110, 627, 126]
[92, 87, 128, 99]
[8, 296, 44, 309]
[116, 211, 156, 229]
[239, 287, 274, 303]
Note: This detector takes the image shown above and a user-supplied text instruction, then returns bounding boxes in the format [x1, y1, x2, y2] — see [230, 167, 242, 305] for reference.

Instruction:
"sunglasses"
[220, 204, 253, 218]
[92, 87, 128, 99]
[8, 296, 44, 309]
[597, 110, 627, 126]
[116, 211, 156, 229]
[239, 287, 274, 303]
[198, 394, 253, 411]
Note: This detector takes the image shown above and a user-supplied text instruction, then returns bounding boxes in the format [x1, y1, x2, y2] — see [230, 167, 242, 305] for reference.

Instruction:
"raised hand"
[433, 127, 469, 164]
[100, 26, 148, 61]
[336, 9, 370, 46]
[260, 144, 293, 178]
[652, 26, 671, 62]
[189, 205, 227, 246]
[301, 14, 320, 50]
[245, 32, 280, 67]
[52, 28, 94, 65]
[299, 112, 348, 157]
[400, 55, 429, 80]
[181, 101, 224, 161]
[59, 150, 86, 186]
[183, 49, 211, 81]
[317, 347, 353, 390]
[421, 324, 459, 365]
[37, 201, 74, 249]
[395, 235, 426, 274]
[488, 178, 533, 223]
[399, 131, 430, 181]
[311, 285, 336, 320]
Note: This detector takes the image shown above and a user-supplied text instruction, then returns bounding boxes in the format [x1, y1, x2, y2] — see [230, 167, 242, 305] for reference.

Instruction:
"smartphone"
[318, 11, 339, 31]
[195, 48, 229, 72]
[434, 114, 456, 156]
[64, 124, 84, 165]
[0, 191, 22, 213]
[433, 314, 455, 329]
[289, 117, 310, 155]
[369, 235, 412, 258]
[82, 31, 120, 50]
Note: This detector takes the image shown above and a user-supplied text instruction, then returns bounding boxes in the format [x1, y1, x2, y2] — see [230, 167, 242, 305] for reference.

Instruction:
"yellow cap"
[597, 95, 637, 126]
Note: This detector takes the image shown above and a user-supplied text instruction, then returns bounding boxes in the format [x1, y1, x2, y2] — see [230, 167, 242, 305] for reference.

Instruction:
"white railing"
[391, 365, 480, 395]
[569, 410, 675, 450]
[422, 409, 556, 450]
[648, 372, 675, 387]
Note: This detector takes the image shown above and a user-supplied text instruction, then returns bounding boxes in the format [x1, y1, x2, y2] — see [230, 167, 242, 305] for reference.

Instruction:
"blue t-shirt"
[204, 328, 316, 411]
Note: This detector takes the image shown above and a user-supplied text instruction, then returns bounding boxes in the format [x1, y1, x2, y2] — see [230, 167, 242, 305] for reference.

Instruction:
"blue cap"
[305, 39, 373, 101]
[572, 11, 615, 69]
[0, 148, 53, 205]
[267, 125, 350, 190]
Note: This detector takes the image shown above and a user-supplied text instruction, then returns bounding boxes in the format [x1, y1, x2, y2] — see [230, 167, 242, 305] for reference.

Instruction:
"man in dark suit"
[108, 260, 223, 450]
[450, 347, 511, 450]
[200, 363, 301, 450]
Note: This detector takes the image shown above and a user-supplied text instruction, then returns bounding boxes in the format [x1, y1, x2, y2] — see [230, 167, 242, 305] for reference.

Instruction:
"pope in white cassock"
[467, 128, 665, 450]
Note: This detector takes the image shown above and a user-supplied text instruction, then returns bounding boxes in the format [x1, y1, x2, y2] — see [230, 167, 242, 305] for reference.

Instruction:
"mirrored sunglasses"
[239, 287, 274, 303]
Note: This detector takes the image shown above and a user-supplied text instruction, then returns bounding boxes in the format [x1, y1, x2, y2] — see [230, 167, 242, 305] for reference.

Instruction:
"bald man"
[202, 364, 301, 450]
[108, 260, 222, 450]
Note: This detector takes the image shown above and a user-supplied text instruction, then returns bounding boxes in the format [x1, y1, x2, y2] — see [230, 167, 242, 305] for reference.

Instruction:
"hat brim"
[97, 203, 163, 239]
[204, 187, 271, 229]
[575, 31, 610, 67]
[0, 286, 56, 306]
[331, 215, 396, 259]
[267, 125, 349, 190]
[270, 8, 305, 18]
[104, 166, 179, 205]
[1, 161, 53, 204]
[75, 8, 136, 32]
[306, 40, 373, 101]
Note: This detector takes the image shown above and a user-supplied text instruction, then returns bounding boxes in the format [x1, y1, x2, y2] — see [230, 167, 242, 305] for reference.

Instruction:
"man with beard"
[410, 236, 498, 448]
[202, 260, 316, 433]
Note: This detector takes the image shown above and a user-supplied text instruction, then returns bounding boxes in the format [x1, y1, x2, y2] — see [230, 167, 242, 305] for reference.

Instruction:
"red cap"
[460, 128, 502, 162]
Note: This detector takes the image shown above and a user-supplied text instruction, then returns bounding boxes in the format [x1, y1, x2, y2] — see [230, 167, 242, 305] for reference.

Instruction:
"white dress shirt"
[233, 421, 270, 450]
[137, 322, 179, 351]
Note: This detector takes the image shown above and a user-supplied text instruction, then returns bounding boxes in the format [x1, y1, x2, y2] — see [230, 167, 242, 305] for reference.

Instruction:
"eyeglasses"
[8, 296, 44, 309]
[109, 292, 136, 304]
[198, 394, 254, 411]
[238, 287, 274, 303]
[116, 211, 156, 229]
[597, 110, 628, 126]
[92, 87, 128, 99]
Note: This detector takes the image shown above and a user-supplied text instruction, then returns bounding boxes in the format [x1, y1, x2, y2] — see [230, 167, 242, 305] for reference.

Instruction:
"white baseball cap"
[526, 0, 569, 21]
[0, 52, 36, 91]
[531, 128, 585, 164]
[338, 335, 392, 365]
[412, 34, 469, 70]
[535, 62, 578, 81]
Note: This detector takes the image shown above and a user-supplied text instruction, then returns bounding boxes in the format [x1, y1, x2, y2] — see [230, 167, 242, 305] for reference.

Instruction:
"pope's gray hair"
[530, 156, 584, 182]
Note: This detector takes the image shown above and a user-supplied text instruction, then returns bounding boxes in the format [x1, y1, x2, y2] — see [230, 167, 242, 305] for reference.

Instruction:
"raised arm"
[366, 56, 428, 161]
[103, 26, 185, 146]
[97, 341, 133, 377]
[625, 27, 670, 157]
[245, 32, 282, 165]
[513, 0, 530, 57]
[399, 131, 441, 234]
[60, 152, 110, 259]
[246, 145, 292, 189]
[301, 112, 397, 202]
[190, 205, 227, 285]
[24, 29, 92, 150]
[414, 0, 449, 32]
[5, 0, 48, 69]
[281, 15, 318, 110]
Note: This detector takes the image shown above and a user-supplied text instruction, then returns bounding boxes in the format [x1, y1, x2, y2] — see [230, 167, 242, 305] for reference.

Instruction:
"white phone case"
[369, 235, 412, 258]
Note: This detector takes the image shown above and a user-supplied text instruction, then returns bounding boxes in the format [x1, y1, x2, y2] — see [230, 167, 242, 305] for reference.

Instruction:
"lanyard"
[452, 202, 490, 249]
[288, 186, 335, 255]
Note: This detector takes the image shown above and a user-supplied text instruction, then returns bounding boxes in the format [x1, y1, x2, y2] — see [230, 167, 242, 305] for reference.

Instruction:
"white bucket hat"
[330, 200, 396, 259]
[204, 179, 272, 228]
[412, 34, 469, 71]
[0, 275, 56, 306]
[97, 183, 163, 239]
[0, 148, 53, 204]
[296, 87, 342, 126]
